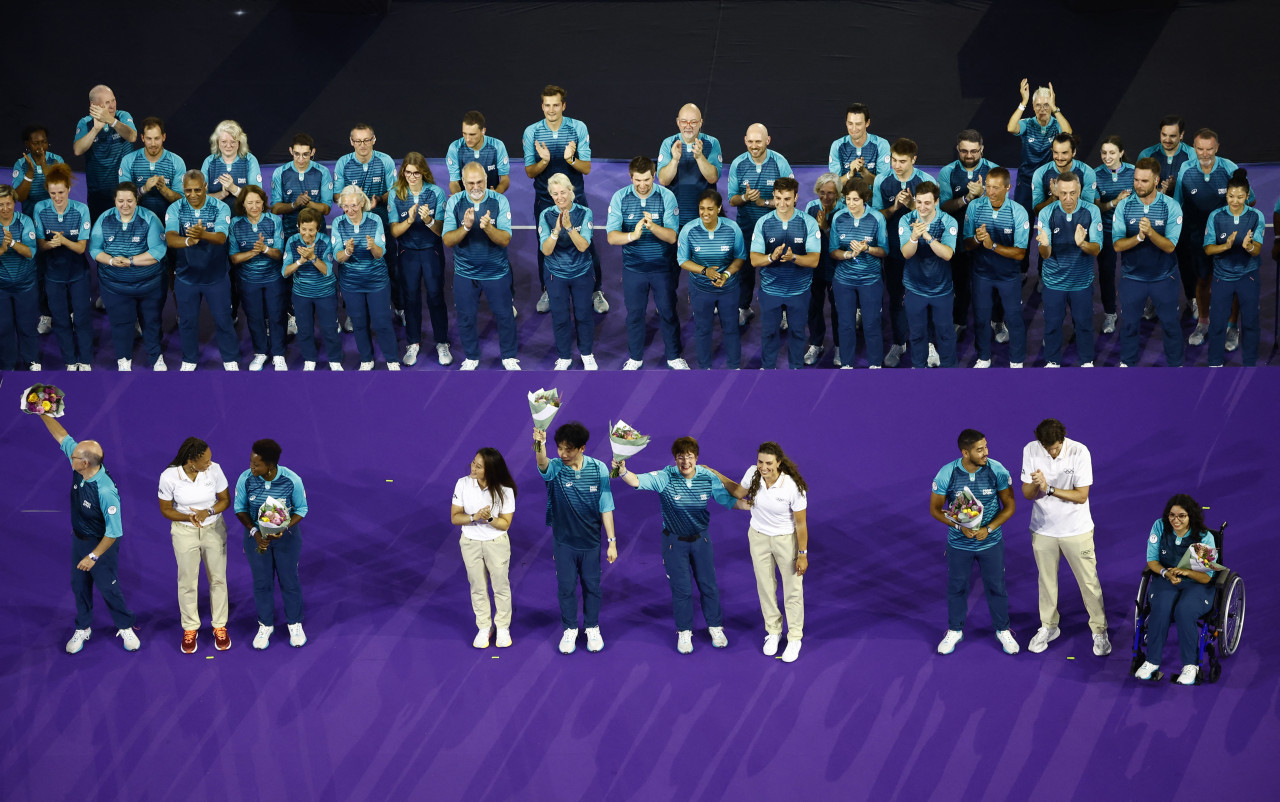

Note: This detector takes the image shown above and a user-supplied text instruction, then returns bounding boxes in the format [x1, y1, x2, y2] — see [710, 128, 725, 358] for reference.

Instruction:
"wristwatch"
[1047, 487, 1056, 497]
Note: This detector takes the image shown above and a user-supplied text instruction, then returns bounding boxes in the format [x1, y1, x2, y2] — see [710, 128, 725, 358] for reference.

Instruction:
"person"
[164, 171, 240, 371]
[657, 103, 722, 231]
[828, 102, 892, 187]
[33, 164, 94, 370]
[1134, 494, 1218, 685]
[158, 437, 232, 654]
[442, 162, 518, 370]
[201, 120, 264, 205]
[872, 138, 935, 366]
[963, 167, 1029, 368]
[540, 172, 598, 370]
[332, 185, 400, 371]
[116, 117, 186, 220]
[1036, 171, 1103, 367]
[283, 207, 342, 371]
[708, 442, 809, 663]
[388, 152, 449, 367]
[749, 176, 820, 368]
[1030, 133, 1098, 216]
[1113, 157, 1185, 367]
[1094, 136, 1135, 334]
[228, 185, 286, 370]
[88, 182, 167, 371]
[523, 86, 605, 314]
[1005, 80, 1071, 235]
[605, 156, 684, 370]
[450, 448, 518, 648]
[1137, 115, 1195, 195]
[728, 123, 794, 327]
[233, 439, 309, 650]
[613, 437, 736, 654]
[447, 110, 510, 195]
[0, 184, 39, 370]
[34, 410, 139, 654]
[802, 172, 844, 365]
[899, 182, 959, 368]
[532, 421, 617, 655]
[939, 130, 998, 342]
[269, 133, 334, 243]
[828, 179, 888, 369]
[1203, 169, 1265, 366]
[677, 188, 747, 369]
[72, 85, 138, 220]
[1174, 129, 1252, 346]
[334, 124, 400, 318]
[13, 125, 66, 218]
[1020, 419, 1109, 656]
[930, 428, 1018, 656]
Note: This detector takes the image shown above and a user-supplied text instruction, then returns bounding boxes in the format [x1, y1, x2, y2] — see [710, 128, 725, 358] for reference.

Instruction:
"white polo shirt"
[1020, 437, 1093, 537]
[740, 467, 807, 536]
[158, 462, 229, 525]
[453, 476, 515, 542]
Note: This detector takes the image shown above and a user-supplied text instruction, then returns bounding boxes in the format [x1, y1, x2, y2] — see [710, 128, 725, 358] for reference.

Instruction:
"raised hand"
[462, 207, 476, 229]
[535, 141, 551, 162]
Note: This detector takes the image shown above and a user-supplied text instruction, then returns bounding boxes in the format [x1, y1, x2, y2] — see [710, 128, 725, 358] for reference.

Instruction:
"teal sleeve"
[233, 470, 251, 514]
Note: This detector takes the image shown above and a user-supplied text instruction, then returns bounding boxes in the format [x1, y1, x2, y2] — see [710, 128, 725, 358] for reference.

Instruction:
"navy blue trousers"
[71, 535, 136, 631]
[662, 532, 723, 631]
[946, 540, 1009, 632]
[623, 269, 679, 361]
[454, 276, 517, 360]
[242, 527, 304, 627]
[553, 541, 602, 630]
[688, 284, 740, 369]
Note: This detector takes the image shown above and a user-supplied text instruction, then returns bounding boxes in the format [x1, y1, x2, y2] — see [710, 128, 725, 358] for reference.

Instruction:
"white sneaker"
[249, 353, 268, 371]
[803, 344, 823, 365]
[459, 359, 479, 371]
[303, 360, 316, 371]
[1225, 327, 1240, 352]
[585, 626, 604, 652]
[117, 627, 140, 652]
[781, 640, 802, 663]
[666, 358, 690, 370]
[403, 343, 419, 366]
[1119, 362, 1131, 367]
[436, 343, 453, 365]
[286, 314, 297, 335]
[179, 361, 197, 371]
[1134, 660, 1159, 680]
[1187, 322, 1208, 346]
[738, 307, 753, 327]
[253, 624, 273, 650]
[473, 628, 491, 649]
[495, 628, 512, 648]
[38, 315, 53, 334]
[780, 310, 789, 331]
[1177, 664, 1198, 685]
[559, 628, 578, 654]
[272, 356, 288, 371]
[288, 622, 307, 647]
[66, 627, 91, 654]
[1045, 362, 1060, 368]
[1189, 298, 1199, 320]
[1028, 626, 1060, 653]
[117, 358, 132, 371]
[1143, 300, 1156, 320]
[884, 343, 905, 368]
[709, 626, 728, 648]
[581, 354, 598, 371]
[677, 630, 693, 654]
[554, 358, 572, 370]
[623, 358, 644, 370]
[387, 362, 401, 371]
[222, 361, 239, 371]
[1010, 361, 1024, 368]
[996, 629, 1020, 654]
[536, 291, 551, 313]
[152, 355, 167, 371]
[1081, 361, 1094, 368]
[328, 361, 343, 371]
[358, 361, 375, 371]
[927, 343, 940, 367]
[65, 362, 79, 371]
[342, 317, 353, 332]
[76, 363, 92, 372]
[832, 347, 841, 367]
[763, 632, 781, 656]
[937, 630, 963, 655]
[502, 358, 522, 371]
[973, 358, 991, 368]
[1093, 632, 1112, 656]
[511, 305, 518, 318]
[1102, 313, 1117, 334]
[993, 321, 1009, 343]
[592, 290, 609, 313]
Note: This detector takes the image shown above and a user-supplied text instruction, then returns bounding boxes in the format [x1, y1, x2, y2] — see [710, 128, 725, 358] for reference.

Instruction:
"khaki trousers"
[1031, 529, 1107, 633]
[171, 516, 229, 630]
[748, 526, 804, 640]
[460, 534, 512, 630]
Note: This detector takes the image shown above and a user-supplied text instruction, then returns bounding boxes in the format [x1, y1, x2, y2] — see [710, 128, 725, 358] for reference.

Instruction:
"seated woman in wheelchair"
[1135, 494, 1218, 685]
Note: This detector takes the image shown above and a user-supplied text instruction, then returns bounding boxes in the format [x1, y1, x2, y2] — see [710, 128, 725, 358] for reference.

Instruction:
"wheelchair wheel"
[1219, 574, 1245, 657]
[1207, 662, 1222, 683]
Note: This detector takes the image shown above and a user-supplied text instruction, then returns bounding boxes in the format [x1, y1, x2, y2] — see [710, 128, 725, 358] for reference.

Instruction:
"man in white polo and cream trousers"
[1020, 418, 1110, 657]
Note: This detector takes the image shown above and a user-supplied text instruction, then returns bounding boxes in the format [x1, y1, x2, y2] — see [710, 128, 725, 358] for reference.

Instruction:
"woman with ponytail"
[450, 447, 518, 649]
[1202, 168, 1264, 366]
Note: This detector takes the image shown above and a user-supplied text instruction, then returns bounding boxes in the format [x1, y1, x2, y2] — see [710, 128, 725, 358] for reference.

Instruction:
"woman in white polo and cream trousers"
[450, 447, 518, 649]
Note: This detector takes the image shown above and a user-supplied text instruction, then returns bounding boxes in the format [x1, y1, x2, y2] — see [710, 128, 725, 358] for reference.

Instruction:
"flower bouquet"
[255, 496, 291, 552]
[607, 420, 650, 477]
[529, 388, 562, 432]
[1179, 542, 1226, 573]
[945, 487, 984, 529]
[20, 384, 65, 417]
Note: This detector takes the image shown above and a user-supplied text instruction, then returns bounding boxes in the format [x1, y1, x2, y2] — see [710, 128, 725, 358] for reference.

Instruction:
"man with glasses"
[335, 125, 400, 319]
[271, 133, 334, 242]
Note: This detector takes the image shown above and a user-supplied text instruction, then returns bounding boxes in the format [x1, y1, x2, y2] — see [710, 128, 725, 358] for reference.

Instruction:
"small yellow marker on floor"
[206, 656, 214, 659]
[1067, 656, 1075, 660]
[491, 656, 499, 659]
[386, 479, 394, 482]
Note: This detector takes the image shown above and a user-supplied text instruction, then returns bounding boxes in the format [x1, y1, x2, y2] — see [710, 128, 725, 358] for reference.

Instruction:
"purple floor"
[25, 160, 1280, 371]
[1, 368, 1276, 800]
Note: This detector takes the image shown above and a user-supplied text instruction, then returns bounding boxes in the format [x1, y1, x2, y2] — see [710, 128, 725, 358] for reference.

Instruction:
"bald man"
[727, 124, 794, 327]
[72, 84, 138, 220]
[36, 413, 139, 654]
[657, 104, 723, 230]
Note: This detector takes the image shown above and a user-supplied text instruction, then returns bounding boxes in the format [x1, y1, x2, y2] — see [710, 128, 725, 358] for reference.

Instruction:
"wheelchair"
[1130, 522, 1245, 683]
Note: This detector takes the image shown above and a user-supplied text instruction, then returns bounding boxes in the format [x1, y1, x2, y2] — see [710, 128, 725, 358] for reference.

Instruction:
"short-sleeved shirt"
[1094, 162, 1135, 229]
[828, 134, 893, 180]
[523, 117, 592, 205]
[332, 212, 389, 292]
[726, 150, 793, 234]
[89, 207, 167, 292]
[32, 199, 93, 283]
[442, 190, 512, 280]
[750, 210, 822, 297]
[1174, 157, 1251, 229]
[872, 168, 936, 260]
[1037, 201, 1104, 292]
[165, 198, 233, 285]
[117, 149, 187, 218]
[539, 203, 594, 279]
[932, 457, 1011, 552]
[1204, 205, 1266, 280]
[1020, 438, 1093, 537]
[234, 465, 309, 528]
[636, 465, 735, 537]
[201, 153, 264, 197]
[828, 207, 888, 286]
[283, 232, 336, 297]
[387, 185, 446, 251]
[61, 436, 123, 540]
[1113, 194, 1183, 281]
[270, 162, 335, 240]
[453, 476, 516, 542]
[158, 463, 230, 525]
[804, 198, 846, 281]
[739, 466, 807, 537]
[1146, 521, 1216, 579]
[1137, 142, 1195, 185]
[1031, 159, 1099, 207]
[229, 213, 285, 284]
[74, 111, 137, 193]
[963, 196, 1030, 281]
[898, 210, 959, 297]
[446, 134, 510, 187]
[605, 184, 679, 272]
[333, 151, 397, 205]
[937, 157, 998, 226]
[1015, 117, 1063, 172]
[656, 132, 723, 228]
[540, 456, 614, 550]
[0, 213, 39, 293]
[11, 151, 66, 213]
[677, 216, 746, 295]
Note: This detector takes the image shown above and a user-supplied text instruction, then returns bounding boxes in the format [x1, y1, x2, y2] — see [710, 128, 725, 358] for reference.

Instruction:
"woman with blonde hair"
[334, 185, 399, 370]
[202, 120, 263, 203]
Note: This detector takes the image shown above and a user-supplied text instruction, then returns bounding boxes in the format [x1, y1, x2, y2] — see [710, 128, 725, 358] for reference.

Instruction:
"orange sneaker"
[213, 627, 231, 651]
[181, 629, 198, 654]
